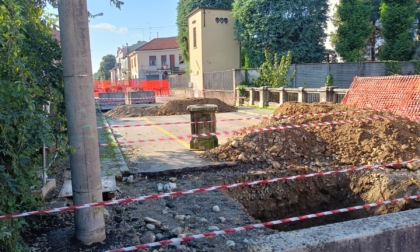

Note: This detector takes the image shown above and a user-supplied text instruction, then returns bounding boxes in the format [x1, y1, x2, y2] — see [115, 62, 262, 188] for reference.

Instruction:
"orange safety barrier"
[141, 80, 169, 96]
[93, 80, 169, 96]
[342, 75, 420, 120]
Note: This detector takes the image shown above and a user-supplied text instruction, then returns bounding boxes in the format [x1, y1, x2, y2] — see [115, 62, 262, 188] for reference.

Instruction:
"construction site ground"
[24, 99, 420, 252]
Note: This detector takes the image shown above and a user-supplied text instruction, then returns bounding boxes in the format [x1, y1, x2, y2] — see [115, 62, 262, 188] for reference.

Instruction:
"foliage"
[176, 0, 234, 70]
[0, 0, 65, 250]
[242, 50, 251, 69]
[94, 54, 116, 80]
[412, 60, 420, 74]
[255, 50, 294, 87]
[238, 85, 248, 97]
[380, 0, 417, 61]
[331, 0, 373, 62]
[323, 49, 338, 63]
[324, 74, 334, 87]
[233, 0, 328, 67]
[383, 61, 402, 75]
[366, 0, 381, 61]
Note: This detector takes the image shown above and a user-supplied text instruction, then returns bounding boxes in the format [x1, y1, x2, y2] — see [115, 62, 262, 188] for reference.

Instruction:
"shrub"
[255, 50, 295, 87]
[0, 1, 66, 250]
[383, 61, 402, 75]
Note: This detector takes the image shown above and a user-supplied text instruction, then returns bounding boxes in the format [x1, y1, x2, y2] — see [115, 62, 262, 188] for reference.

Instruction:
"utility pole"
[57, 0, 106, 245]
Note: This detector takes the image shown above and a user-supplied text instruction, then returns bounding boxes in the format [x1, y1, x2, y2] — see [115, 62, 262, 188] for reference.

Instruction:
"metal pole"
[57, 0, 105, 245]
[42, 102, 50, 185]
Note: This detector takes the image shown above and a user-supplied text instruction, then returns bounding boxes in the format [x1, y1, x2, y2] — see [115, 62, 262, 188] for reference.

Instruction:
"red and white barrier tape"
[97, 108, 391, 130]
[0, 159, 416, 220]
[107, 194, 420, 251]
[99, 115, 397, 146]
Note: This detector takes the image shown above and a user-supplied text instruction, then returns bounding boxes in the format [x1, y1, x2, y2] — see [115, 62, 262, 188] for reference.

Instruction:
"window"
[179, 54, 184, 64]
[161, 55, 167, 67]
[193, 27, 197, 48]
[149, 56, 156, 66]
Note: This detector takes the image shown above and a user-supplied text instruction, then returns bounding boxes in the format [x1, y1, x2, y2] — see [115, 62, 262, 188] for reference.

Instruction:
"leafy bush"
[411, 60, 420, 74]
[255, 50, 295, 87]
[383, 61, 402, 75]
[324, 74, 334, 87]
[0, 1, 66, 250]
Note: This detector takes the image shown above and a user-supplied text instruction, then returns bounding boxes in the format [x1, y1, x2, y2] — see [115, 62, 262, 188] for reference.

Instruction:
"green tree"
[0, 0, 65, 250]
[233, 0, 328, 67]
[380, 0, 417, 61]
[256, 50, 294, 87]
[176, 0, 234, 70]
[94, 54, 116, 80]
[366, 0, 381, 61]
[331, 0, 373, 62]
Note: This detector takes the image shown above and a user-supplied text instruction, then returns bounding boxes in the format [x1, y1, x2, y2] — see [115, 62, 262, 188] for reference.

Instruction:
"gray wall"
[245, 61, 419, 89]
[169, 62, 419, 92]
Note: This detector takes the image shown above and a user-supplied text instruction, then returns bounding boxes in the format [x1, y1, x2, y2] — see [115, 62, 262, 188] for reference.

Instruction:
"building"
[112, 41, 147, 82]
[128, 37, 185, 80]
[187, 8, 240, 93]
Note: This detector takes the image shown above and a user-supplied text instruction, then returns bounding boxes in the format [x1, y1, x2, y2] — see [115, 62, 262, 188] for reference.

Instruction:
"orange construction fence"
[93, 80, 169, 97]
[342, 75, 420, 120]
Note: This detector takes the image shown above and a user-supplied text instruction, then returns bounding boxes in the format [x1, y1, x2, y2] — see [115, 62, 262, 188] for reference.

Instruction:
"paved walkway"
[98, 106, 275, 175]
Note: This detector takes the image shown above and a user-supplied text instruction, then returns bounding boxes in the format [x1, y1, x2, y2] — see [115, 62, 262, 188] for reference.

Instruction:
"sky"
[47, 0, 179, 73]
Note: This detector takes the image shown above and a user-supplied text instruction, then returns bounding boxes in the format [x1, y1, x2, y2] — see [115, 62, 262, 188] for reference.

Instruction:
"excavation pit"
[224, 164, 420, 232]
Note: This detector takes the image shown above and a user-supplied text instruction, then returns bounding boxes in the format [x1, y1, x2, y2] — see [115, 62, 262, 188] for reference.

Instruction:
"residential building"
[128, 37, 185, 80]
[187, 8, 240, 93]
[112, 40, 147, 82]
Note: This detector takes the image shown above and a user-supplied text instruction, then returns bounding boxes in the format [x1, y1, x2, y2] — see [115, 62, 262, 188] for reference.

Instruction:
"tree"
[367, 0, 381, 61]
[94, 54, 116, 80]
[233, 0, 328, 67]
[0, 0, 65, 250]
[256, 50, 294, 87]
[331, 0, 373, 62]
[176, 0, 234, 69]
[380, 0, 417, 61]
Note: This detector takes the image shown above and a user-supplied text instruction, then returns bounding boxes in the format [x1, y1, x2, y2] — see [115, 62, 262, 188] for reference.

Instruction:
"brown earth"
[24, 102, 420, 251]
[203, 102, 420, 166]
[105, 98, 236, 119]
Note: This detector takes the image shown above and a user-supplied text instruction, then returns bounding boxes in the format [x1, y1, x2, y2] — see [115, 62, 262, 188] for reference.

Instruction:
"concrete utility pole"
[57, 0, 106, 245]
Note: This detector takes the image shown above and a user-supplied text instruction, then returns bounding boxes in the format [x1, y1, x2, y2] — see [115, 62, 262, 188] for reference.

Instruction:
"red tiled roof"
[136, 37, 179, 51]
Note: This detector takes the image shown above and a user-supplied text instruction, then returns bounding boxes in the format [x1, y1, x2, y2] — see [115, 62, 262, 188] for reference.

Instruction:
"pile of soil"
[105, 98, 236, 118]
[156, 98, 236, 115]
[105, 105, 159, 118]
[203, 102, 420, 167]
[204, 102, 420, 234]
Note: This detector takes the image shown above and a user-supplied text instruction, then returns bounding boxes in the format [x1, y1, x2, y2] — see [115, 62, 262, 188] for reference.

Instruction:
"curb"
[100, 114, 130, 176]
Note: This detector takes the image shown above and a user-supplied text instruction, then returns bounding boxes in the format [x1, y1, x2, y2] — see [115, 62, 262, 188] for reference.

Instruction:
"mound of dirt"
[105, 98, 236, 118]
[104, 105, 159, 118]
[156, 98, 236, 115]
[203, 102, 420, 167]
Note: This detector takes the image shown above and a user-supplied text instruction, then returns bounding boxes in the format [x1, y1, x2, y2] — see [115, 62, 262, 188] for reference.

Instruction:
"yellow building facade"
[187, 8, 240, 94]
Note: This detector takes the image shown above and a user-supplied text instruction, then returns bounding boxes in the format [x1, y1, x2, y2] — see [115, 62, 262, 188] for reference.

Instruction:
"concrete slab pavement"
[236, 106, 275, 117]
[107, 111, 265, 174]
